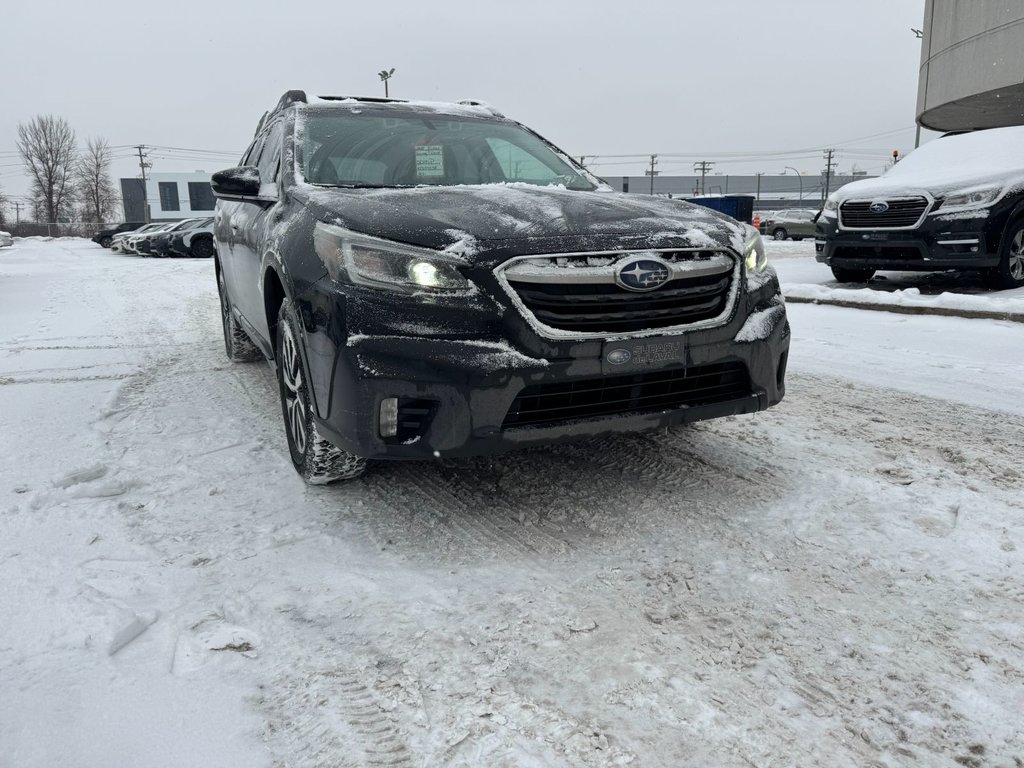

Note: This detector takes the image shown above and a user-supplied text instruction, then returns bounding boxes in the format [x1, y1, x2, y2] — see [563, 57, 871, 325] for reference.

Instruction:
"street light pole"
[783, 166, 803, 202]
[378, 68, 395, 97]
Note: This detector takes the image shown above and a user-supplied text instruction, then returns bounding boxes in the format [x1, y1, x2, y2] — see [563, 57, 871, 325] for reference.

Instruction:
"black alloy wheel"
[276, 299, 366, 483]
[191, 237, 215, 258]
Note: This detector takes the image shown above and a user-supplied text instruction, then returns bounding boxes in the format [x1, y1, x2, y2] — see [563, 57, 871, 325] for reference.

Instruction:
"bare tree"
[16, 115, 78, 223]
[77, 137, 118, 223]
[0, 186, 8, 228]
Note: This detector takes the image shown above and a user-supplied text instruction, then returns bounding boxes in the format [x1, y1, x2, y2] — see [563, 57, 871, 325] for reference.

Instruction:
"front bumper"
[311, 303, 790, 461]
[148, 238, 175, 257]
[816, 215, 998, 270]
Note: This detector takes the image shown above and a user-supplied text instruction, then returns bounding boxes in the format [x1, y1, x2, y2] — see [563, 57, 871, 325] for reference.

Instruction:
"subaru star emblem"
[869, 200, 890, 214]
[606, 348, 632, 365]
[615, 258, 671, 292]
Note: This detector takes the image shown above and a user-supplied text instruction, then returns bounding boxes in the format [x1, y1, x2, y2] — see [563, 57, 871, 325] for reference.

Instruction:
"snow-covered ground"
[769, 239, 1024, 317]
[2, 238, 1022, 767]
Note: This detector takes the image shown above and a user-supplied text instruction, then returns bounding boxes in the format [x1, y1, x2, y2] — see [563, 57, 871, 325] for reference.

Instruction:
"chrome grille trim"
[494, 248, 740, 340]
[838, 195, 932, 230]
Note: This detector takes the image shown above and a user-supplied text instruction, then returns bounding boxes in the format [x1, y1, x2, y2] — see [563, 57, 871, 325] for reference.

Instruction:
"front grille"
[503, 253, 735, 334]
[502, 361, 749, 429]
[840, 197, 929, 228]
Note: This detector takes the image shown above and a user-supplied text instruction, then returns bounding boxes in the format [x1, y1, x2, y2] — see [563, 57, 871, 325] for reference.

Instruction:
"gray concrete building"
[918, 0, 1024, 131]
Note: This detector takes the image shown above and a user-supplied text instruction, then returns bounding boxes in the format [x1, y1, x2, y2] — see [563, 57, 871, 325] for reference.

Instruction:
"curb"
[783, 294, 1024, 323]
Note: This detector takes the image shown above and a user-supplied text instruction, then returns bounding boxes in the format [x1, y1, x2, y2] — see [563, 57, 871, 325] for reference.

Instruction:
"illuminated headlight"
[313, 222, 474, 294]
[408, 261, 441, 287]
[940, 186, 1002, 211]
[744, 231, 767, 273]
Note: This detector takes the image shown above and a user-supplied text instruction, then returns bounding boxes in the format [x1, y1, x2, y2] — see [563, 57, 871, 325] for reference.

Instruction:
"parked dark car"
[93, 222, 145, 248]
[817, 126, 1024, 288]
[144, 217, 214, 257]
[212, 91, 790, 483]
[167, 217, 215, 257]
[136, 218, 207, 257]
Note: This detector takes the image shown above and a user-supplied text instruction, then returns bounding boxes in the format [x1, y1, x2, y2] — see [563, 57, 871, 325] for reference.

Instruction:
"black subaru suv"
[211, 91, 789, 483]
[816, 127, 1024, 289]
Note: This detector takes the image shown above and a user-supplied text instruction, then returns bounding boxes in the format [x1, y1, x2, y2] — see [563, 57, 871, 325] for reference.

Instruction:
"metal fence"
[1, 222, 108, 238]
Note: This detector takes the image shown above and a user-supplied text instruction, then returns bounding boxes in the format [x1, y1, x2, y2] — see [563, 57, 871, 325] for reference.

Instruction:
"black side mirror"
[211, 166, 261, 201]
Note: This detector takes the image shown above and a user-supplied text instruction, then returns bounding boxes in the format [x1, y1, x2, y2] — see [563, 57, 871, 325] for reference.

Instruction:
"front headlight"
[822, 195, 839, 217]
[939, 185, 1002, 211]
[744, 231, 767, 273]
[313, 222, 474, 295]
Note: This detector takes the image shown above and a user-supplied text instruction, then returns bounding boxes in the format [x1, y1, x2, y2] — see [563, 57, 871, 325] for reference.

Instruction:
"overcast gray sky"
[1, 0, 927, 203]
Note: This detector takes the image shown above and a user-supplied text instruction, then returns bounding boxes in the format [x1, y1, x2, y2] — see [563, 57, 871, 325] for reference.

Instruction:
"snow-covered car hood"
[833, 126, 1024, 201]
[293, 183, 748, 261]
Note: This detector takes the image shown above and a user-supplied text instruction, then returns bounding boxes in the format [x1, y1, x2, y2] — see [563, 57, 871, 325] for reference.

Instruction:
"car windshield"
[298, 109, 595, 191]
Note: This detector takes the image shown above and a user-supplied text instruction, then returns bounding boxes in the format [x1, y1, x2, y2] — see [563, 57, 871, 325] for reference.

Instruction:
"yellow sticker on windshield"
[415, 145, 444, 177]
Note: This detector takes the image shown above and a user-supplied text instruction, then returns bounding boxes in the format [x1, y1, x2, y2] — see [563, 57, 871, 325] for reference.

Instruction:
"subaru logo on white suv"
[868, 200, 890, 214]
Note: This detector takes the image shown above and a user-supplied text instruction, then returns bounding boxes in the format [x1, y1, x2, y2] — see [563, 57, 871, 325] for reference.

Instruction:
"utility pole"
[645, 154, 659, 195]
[755, 172, 763, 203]
[13, 201, 22, 224]
[693, 161, 714, 195]
[822, 148, 837, 202]
[135, 145, 151, 223]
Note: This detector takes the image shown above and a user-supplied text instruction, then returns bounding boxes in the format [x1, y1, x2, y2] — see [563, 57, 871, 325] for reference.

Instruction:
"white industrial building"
[120, 172, 214, 222]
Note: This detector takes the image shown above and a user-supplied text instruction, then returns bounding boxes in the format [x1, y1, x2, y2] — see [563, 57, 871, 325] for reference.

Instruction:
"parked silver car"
[764, 209, 818, 241]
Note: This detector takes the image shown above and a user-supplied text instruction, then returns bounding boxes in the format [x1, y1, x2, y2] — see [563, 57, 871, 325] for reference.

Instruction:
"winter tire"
[830, 265, 875, 283]
[100, 236, 113, 248]
[986, 219, 1024, 290]
[276, 299, 366, 484]
[772, 228, 788, 241]
[191, 237, 215, 259]
[217, 263, 260, 362]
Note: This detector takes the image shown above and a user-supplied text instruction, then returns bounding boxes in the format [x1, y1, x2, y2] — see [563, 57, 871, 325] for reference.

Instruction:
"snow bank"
[785, 282, 1024, 318]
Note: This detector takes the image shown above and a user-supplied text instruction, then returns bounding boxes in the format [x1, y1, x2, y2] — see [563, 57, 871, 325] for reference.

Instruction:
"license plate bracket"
[601, 335, 686, 375]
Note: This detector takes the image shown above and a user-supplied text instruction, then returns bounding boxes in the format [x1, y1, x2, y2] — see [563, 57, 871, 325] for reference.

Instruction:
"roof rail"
[276, 90, 308, 113]
[457, 100, 504, 118]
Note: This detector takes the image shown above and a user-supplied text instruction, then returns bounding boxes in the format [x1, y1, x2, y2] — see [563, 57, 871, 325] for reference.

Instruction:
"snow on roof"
[837, 126, 1024, 197]
[304, 95, 503, 119]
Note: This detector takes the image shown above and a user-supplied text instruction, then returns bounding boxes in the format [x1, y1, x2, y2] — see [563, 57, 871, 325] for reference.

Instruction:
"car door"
[230, 119, 285, 345]
[217, 134, 264, 322]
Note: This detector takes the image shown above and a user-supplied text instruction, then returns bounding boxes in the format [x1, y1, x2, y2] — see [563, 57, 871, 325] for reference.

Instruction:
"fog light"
[379, 397, 399, 438]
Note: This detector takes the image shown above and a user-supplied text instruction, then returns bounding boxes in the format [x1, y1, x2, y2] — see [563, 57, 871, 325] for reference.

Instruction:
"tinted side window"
[257, 122, 284, 185]
[242, 135, 265, 168]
